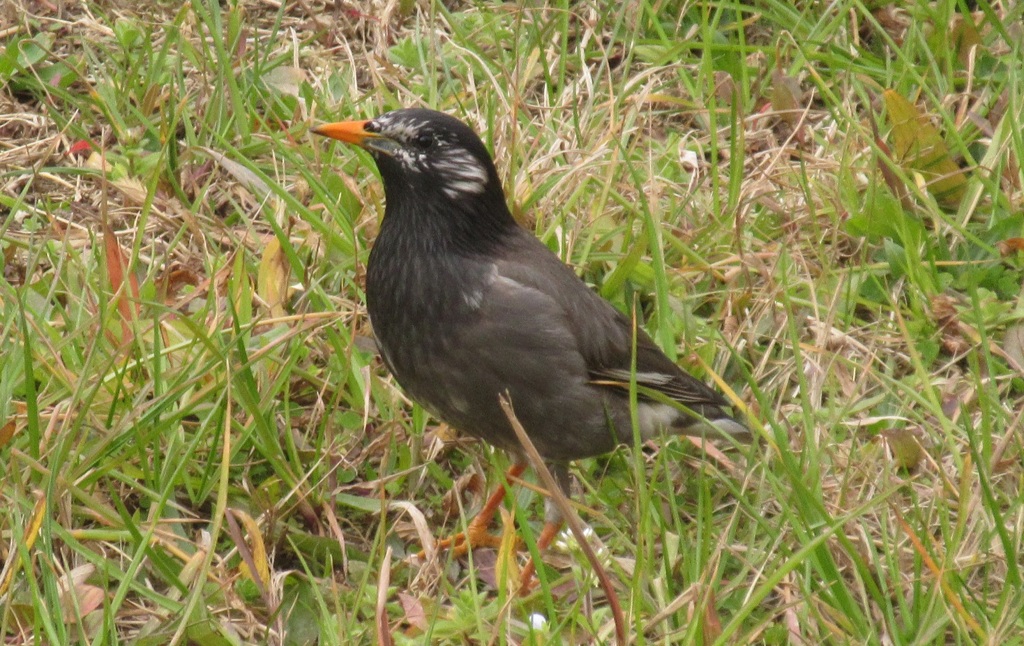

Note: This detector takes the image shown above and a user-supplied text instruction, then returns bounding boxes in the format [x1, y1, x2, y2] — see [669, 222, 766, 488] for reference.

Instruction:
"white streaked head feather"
[370, 114, 490, 199]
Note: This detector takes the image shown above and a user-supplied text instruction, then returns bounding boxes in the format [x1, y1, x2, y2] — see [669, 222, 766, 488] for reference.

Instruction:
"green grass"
[2, 0, 1023, 643]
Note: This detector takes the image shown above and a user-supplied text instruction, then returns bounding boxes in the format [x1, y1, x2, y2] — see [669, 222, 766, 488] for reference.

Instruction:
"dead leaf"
[60, 584, 104, 623]
[941, 393, 961, 420]
[0, 418, 15, 447]
[376, 546, 394, 646]
[54, 565, 102, 623]
[713, 71, 737, 106]
[84, 151, 112, 173]
[263, 66, 307, 98]
[1002, 323, 1024, 375]
[931, 294, 972, 355]
[951, 14, 982, 66]
[883, 89, 968, 207]
[770, 68, 803, 129]
[113, 176, 147, 205]
[257, 236, 289, 318]
[996, 237, 1024, 256]
[473, 548, 500, 590]
[872, 6, 910, 44]
[156, 264, 200, 304]
[233, 510, 271, 590]
[201, 147, 271, 199]
[880, 428, 924, 470]
[397, 593, 428, 634]
[102, 222, 140, 343]
[440, 472, 485, 520]
[701, 588, 723, 643]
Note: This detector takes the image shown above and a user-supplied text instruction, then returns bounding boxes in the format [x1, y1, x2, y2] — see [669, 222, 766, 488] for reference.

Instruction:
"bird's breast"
[365, 239, 487, 393]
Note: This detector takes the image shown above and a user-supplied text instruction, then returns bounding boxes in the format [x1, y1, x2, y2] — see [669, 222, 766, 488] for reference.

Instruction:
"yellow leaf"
[882, 90, 967, 207]
[771, 69, 803, 127]
[495, 507, 520, 594]
[880, 428, 924, 470]
[113, 176, 148, 205]
[257, 237, 289, 319]
[0, 495, 46, 598]
[234, 510, 271, 589]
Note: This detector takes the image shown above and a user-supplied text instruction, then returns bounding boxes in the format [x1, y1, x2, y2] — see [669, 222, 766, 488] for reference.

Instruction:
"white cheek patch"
[435, 148, 489, 199]
[395, 148, 426, 171]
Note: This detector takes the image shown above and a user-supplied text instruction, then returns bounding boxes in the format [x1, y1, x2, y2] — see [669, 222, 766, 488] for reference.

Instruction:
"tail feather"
[708, 416, 751, 441]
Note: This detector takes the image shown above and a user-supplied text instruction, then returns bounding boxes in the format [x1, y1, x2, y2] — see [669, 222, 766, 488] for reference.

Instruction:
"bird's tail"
[708, 415, 752, 441]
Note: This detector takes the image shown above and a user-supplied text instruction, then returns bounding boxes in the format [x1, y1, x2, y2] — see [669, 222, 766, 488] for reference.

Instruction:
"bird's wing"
[443, 255, 619, 459]
[493, 232, 734, 415]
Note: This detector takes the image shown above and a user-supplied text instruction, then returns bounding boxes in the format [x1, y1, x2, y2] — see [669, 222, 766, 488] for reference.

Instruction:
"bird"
[313, 108, 749, 587]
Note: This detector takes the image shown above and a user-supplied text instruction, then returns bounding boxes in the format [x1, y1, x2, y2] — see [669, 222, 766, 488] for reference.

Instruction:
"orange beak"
[313, 119, 404, 157]
[311, 120, 374, 146]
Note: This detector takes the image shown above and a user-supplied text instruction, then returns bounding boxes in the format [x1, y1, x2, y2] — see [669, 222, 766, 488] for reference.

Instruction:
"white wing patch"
[599, 369, 675, 386]
[490, 265, 531, 293]
[463, 288, 484, 310]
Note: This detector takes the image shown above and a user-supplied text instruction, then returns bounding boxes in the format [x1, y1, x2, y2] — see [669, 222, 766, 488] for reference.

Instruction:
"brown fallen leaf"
[931, 294, 974, 355]
[1002, 322, 1024, 376]
[701, 587, 723, 643]
[0, 418, 15, 448]
[156, 264, 201, 305]
[263, 66, 307, 98]
[102, 221, 140, 344]
[397, 592, 428, 635]
[951, 13, 983, 67]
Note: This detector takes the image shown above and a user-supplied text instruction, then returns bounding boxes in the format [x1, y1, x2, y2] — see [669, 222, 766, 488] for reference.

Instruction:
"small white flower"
[528, 613, 548, 631]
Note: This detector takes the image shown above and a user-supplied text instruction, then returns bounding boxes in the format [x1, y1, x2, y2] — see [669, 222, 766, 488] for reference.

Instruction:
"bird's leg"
[518, 463, 571, 593]
[418, 461, 527, 558]
[518, 519, 563, 594]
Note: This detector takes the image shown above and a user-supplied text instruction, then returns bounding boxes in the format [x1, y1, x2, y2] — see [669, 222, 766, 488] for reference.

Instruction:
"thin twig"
[499, 394, 627, 646]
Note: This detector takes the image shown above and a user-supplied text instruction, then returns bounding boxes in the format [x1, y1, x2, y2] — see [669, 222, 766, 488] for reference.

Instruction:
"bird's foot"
[417, 517, 507, 559]
[416, 463, 528, 560]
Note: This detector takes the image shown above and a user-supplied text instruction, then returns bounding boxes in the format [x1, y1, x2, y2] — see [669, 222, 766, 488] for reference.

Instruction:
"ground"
[1, 1, 1023, 644]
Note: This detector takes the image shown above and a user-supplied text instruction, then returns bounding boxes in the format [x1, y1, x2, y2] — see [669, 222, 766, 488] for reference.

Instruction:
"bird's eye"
[414, 132, 434, 149]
